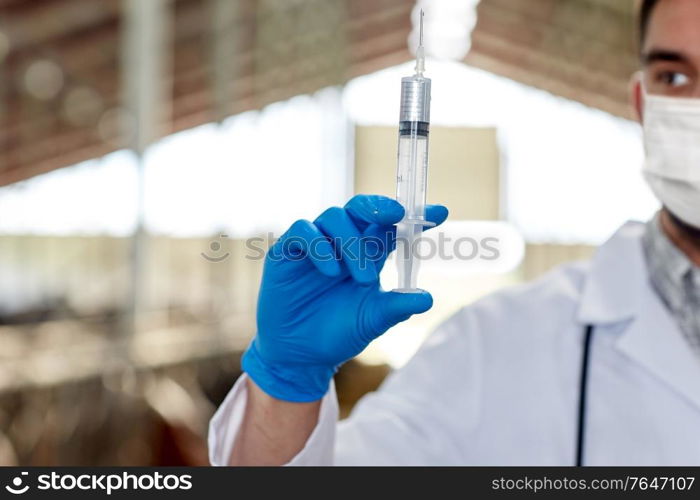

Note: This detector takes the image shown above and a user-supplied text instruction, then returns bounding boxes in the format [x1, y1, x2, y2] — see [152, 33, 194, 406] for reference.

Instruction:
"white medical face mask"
[643, 91, 700, 228]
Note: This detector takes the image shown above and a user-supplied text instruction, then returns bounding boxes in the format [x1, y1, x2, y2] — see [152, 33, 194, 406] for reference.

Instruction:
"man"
[209, 0, 700, 465]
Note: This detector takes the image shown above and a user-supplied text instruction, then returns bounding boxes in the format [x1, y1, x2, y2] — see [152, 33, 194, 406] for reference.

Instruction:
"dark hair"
[640, 0, 660, 44]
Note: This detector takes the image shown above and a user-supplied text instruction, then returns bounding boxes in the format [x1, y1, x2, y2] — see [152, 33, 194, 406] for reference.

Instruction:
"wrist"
[241, 340, 337, 403]
[245, 376, 322, 414]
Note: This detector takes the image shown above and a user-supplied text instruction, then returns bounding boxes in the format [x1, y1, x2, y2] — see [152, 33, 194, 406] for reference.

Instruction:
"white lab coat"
[208, 222, 700, 465]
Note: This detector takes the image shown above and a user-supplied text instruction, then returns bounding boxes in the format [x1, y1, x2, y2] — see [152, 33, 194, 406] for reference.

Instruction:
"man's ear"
[630, 71, 644, 123]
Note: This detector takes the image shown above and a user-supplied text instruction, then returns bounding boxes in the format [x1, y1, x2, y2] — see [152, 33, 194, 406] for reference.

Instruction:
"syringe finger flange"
[398, 219, 436, 228]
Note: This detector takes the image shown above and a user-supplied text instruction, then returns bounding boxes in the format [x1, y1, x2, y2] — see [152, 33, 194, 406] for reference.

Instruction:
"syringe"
[394, 9, 433, 293]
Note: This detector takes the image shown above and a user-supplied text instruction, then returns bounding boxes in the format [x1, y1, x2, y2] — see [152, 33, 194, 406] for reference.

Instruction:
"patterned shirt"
[642, 212, 700, 357]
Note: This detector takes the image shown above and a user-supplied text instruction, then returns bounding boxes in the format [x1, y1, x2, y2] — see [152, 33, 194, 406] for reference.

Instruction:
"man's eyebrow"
[642, 49, 690, 66]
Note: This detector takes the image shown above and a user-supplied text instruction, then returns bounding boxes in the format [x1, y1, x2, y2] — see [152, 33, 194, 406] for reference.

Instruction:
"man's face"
[640, 0, 700, 99]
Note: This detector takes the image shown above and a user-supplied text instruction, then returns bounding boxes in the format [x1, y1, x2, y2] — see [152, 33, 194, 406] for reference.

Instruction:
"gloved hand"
[242, 194, 449, 402]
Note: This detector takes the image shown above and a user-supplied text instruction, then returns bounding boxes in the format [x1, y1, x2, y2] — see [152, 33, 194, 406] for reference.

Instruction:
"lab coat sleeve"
[208, 373, 338, 466]
[334, 308, 482, 465]
[209, 307, 479, 466]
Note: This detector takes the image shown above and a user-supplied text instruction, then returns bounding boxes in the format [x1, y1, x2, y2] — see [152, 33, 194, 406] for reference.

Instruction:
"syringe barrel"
[396, 76, 431, 221]
[396, 124, 429, 220]
[394, 75, 431, 293]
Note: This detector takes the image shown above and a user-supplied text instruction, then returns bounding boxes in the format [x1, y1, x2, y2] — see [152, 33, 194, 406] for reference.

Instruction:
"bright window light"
[143, 88, 348, 237]
[0, 150, 139, 236]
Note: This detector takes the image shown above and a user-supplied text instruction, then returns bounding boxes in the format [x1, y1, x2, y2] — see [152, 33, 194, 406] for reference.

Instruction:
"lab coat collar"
[576, 221, 647, 326]
[578, 221, 700, 412]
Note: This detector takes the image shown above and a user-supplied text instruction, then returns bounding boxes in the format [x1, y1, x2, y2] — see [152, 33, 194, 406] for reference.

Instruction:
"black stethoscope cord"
[576, 324, 595, 467]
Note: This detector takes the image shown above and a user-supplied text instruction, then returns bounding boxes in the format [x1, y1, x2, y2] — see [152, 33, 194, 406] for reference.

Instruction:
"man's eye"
[656, 71, 691, 87]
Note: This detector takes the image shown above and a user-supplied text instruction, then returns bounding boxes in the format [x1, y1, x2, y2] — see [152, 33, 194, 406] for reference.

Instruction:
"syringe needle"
[419, 9, 424, 48]
[415, 9, 426, 76]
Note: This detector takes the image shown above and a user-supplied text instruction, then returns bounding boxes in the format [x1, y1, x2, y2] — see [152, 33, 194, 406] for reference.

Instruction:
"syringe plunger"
[399, 77, 431, 124]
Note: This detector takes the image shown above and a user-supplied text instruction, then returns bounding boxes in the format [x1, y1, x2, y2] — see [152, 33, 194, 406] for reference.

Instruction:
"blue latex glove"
[242, 194, 449, 402]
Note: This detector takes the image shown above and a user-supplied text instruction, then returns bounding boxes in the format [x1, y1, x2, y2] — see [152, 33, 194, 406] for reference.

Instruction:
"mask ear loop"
[632, 70, 646, 122]
[634, 70, 646, 93]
